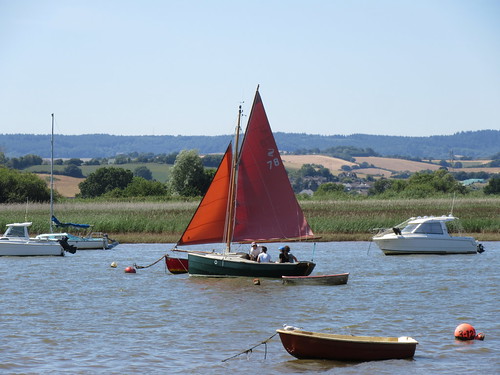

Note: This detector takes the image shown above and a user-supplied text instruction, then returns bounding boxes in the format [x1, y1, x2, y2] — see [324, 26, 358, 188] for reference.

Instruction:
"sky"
[1, 0, 499, 137]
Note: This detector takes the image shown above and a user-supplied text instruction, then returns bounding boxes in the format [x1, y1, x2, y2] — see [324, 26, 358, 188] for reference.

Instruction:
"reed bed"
[1, 197, 498, 242]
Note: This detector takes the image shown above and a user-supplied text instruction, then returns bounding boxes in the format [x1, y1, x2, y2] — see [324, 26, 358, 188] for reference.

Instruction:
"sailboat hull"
[188, 253, 315, 277]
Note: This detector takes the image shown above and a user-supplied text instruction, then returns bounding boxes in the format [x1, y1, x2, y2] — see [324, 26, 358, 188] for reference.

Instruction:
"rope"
[221, 332, 277, 362]
[134, 255, 166, 269]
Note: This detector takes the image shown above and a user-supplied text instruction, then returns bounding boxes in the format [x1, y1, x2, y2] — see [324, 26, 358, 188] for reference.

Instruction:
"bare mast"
[224, 105, 243, 252]
[50, 113, 54, 233]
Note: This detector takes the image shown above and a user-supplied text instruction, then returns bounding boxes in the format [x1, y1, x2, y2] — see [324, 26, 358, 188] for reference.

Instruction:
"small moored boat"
[372, 215, 484, 255]
[0, 222, 74, 256]
[165, 255, 189, 274]
[277, 327, 418, 361]
[282, 273, 349, 285]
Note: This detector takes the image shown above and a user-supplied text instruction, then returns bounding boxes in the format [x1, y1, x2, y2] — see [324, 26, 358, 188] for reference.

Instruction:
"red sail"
[177, 145, 233, 246]
[233, 91, 315, 242]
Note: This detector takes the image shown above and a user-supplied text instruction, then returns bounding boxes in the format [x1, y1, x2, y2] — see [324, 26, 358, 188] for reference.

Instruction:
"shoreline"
[111, 232, 500, 244]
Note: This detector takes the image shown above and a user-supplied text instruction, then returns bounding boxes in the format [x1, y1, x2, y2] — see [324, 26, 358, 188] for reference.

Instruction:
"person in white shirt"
[249, 242, 261, 261]
[257, 246, 271, 263]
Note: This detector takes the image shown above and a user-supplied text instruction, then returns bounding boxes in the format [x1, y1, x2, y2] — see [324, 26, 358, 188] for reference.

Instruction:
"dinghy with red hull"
[277, 328, 418, 361]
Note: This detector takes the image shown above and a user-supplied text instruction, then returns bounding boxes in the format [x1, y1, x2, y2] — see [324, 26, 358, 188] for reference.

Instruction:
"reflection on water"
[0, 242, 498, 374]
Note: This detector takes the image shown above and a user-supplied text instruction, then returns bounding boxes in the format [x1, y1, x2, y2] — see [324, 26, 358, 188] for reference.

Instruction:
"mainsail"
[177, 89, 315, 248]
[233, 91, 314, 242]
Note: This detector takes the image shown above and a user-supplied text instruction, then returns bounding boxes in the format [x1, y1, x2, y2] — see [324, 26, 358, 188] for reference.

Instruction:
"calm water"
[1, 241, 498, 374]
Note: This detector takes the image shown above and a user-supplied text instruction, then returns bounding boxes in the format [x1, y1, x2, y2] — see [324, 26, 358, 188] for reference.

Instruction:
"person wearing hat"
[249, 242, 261, 261]
[279, 245, 298, 263]
[257, 246, 271, 263]
[278, 246, 290, 263]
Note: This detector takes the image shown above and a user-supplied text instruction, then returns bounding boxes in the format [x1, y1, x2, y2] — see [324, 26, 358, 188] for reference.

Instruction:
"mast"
[50, 113, 54, 233]
[224, 104, 242, 252]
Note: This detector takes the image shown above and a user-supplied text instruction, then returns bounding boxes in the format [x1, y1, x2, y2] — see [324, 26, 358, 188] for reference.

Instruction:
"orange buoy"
[454, 323, 476, 340]
[124, 266, 136, 273]
[253, 278, 261, 285]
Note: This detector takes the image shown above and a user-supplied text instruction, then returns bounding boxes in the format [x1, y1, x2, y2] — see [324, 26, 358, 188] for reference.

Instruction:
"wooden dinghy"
[165, 255, 188, 274]
[276, 328, 418, 361]
[282, 273, 349, 285]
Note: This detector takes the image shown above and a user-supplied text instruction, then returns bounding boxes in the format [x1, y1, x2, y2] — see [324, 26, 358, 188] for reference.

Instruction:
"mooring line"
[221, 332, 278, 362]
[134, 255, 166, 269]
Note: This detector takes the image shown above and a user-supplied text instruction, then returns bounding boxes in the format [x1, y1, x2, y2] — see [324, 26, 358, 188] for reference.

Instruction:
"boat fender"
[454, 323, 478, 341]
[477, 243, 485, 253]
[124, 266, 136, 273]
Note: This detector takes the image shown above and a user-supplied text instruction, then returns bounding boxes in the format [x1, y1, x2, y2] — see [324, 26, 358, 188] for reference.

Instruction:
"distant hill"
[1, 130, 498, 159]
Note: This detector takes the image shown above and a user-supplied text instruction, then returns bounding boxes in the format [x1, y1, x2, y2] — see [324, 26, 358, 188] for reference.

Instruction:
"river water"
[1, 241, 498, 374]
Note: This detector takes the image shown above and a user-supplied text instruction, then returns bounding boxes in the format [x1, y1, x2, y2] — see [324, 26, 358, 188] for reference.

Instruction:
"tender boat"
[277, 327, 418, 361]
[175, 87, 316, 278]
[0, 222, 74, 256]
[372, 215, 484, 255]
[165, 255, 189, 274]
[282, 273, 349, 286]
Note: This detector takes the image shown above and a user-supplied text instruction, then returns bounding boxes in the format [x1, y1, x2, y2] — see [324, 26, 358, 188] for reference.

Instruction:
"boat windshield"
[5, 226, 26, 238]
[403, 222, 443, 234]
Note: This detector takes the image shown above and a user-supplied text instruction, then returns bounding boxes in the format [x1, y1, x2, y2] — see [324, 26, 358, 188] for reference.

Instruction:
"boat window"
[5, 226, 26, 237]
[401, 224, 418, 233]
[414, 222, 443, 234]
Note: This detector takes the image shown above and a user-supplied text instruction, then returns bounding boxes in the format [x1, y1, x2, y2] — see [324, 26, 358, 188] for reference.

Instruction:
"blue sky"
[1, 0, 499, 136]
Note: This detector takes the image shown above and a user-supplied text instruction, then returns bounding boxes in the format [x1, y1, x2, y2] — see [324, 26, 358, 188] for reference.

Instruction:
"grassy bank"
[1, 197, 498, 243]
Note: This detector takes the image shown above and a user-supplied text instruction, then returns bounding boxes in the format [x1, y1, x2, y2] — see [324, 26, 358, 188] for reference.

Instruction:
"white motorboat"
[36, 230, 117, 250]
[0, 222, 72, 256]
[372, 215, 484, 255]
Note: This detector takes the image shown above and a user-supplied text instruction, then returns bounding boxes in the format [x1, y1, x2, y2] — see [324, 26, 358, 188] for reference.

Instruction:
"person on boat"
[257, 246, 271, 263]
[284, 246, 298, 263]
[278, 246, 290, 263]
[249, 242, 261, 261]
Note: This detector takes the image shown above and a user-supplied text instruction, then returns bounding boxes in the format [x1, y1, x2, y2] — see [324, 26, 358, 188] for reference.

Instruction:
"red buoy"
[124, 266, 136, 273]
[454, 323, 476, 340]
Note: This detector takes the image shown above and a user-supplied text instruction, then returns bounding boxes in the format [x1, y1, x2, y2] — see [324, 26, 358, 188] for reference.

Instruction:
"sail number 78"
[266, 149, 280, 170]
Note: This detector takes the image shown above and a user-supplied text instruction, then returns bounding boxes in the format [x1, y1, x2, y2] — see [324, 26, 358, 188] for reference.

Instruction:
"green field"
[26, 163, 172, 182]
[1, 197, 498, 243]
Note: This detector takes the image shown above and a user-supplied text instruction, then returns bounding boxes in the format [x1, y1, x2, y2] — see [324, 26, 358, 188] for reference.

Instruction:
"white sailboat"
[36, 114, 117, 250]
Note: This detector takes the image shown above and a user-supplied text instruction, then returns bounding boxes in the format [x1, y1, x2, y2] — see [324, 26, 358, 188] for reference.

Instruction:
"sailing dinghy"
[174, 87, 316, 277]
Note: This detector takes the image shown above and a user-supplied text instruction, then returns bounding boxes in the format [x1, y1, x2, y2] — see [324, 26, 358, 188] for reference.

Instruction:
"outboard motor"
[58, 236, 77, 254]
[477, 243, 485, 254]
[392, 227, 402, 235]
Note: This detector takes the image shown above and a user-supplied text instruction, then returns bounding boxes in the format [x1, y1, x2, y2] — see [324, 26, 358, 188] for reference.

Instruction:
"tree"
[202, 154, 223, 167]
[106, 177, 168, 197]
[484, 175, 500, 195]
[63, 165, 84, 178]
[78, 167, 133, 198]
[314, 182, 345, 197]
[169, 150, 210, 197]
[0, 168, 51, 203]
[64, 158, 83, 166]
[134, 166, 153, 180]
